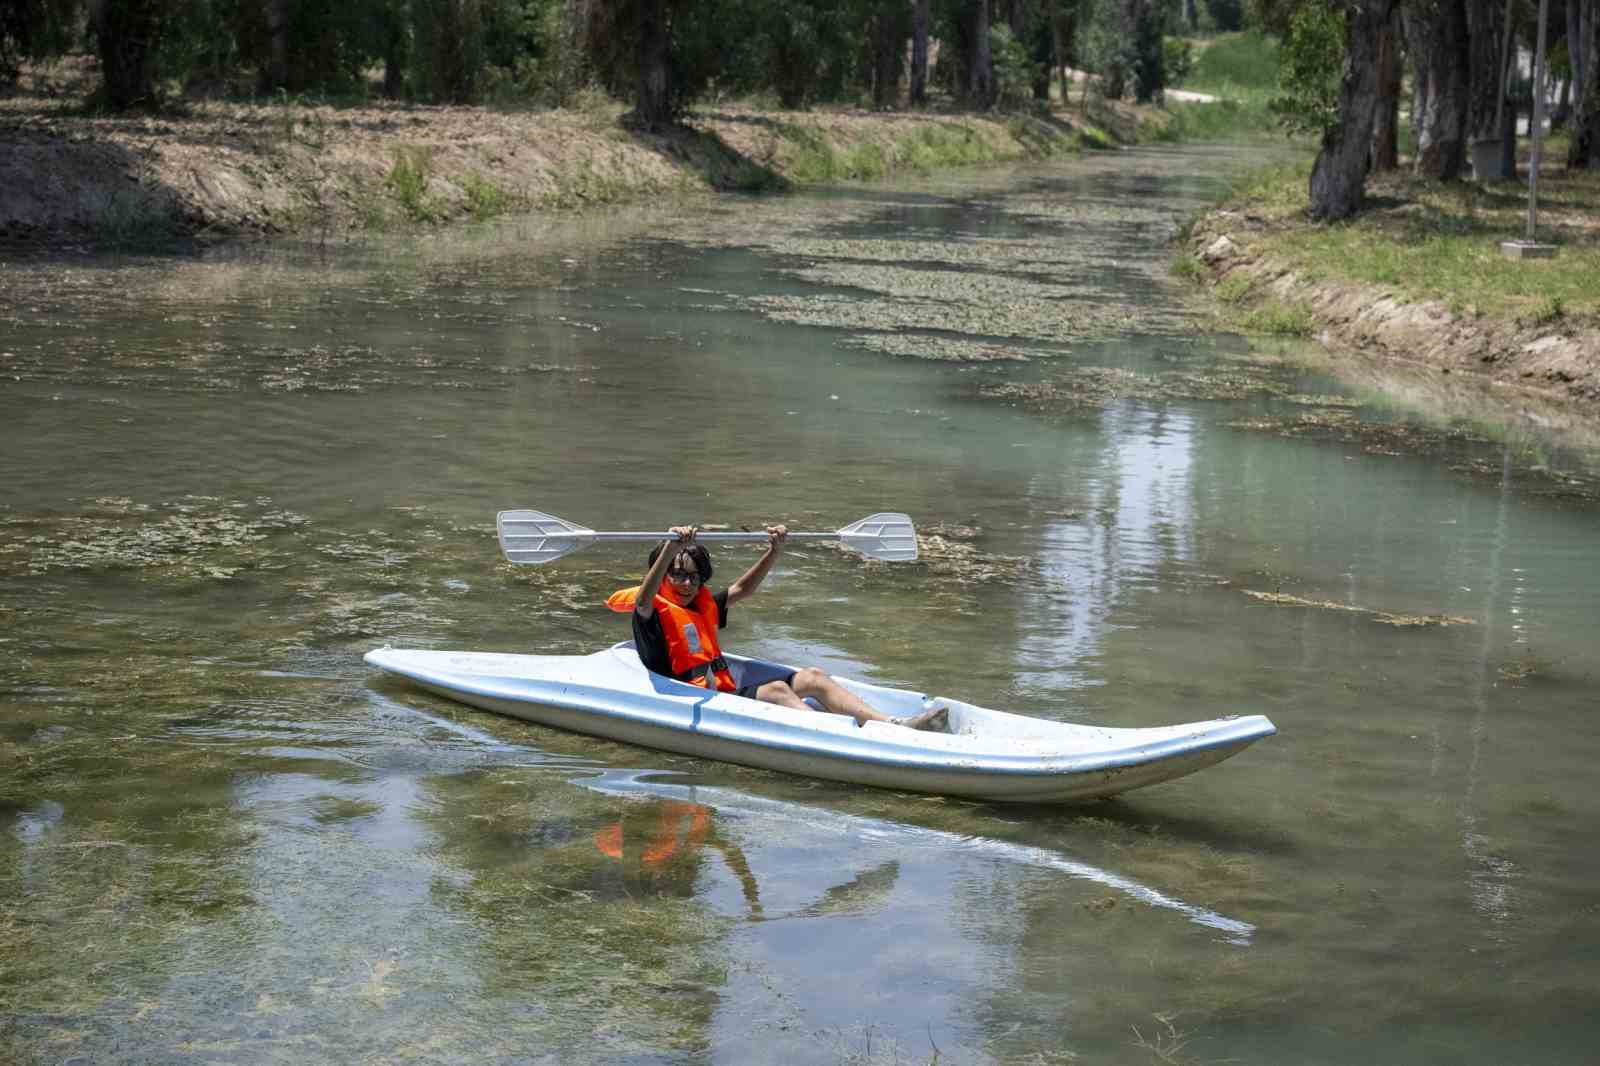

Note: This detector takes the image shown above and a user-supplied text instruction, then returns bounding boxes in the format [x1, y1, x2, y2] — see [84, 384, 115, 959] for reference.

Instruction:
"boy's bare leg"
[775, 667, 947, 731]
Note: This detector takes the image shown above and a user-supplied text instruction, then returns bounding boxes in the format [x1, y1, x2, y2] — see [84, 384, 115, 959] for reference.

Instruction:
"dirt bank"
[0, 61, 1137, 245]
[1185, 190, 1600, 413]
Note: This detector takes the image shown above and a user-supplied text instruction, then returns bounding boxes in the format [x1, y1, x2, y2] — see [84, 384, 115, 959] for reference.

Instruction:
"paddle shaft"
[585, 531, 834, 544]
[496, 509, 918, 563]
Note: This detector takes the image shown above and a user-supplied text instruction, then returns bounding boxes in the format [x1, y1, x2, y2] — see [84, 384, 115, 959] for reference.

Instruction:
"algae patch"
[0, 496, 307, 578]
[1241, 589, 1476, 628]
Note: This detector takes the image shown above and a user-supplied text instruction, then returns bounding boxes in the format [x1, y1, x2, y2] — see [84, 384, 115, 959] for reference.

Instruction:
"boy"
[606, 524, 947, 731]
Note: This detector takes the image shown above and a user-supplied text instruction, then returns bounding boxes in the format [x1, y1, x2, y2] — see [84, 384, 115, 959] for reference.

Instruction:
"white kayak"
[363, 643, 1276, 803]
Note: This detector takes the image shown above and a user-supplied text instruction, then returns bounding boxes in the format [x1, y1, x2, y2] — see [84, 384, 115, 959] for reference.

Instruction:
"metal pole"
[1528, 0, 1551, 240]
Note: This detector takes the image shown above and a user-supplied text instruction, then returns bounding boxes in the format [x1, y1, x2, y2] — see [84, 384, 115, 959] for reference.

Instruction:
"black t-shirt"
[632, 589, 730, 678]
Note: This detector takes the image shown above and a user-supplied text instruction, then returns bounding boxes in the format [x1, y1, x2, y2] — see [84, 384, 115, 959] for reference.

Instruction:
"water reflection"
[1014, 402, 1197, 695]
[583, 770, 1254, 944]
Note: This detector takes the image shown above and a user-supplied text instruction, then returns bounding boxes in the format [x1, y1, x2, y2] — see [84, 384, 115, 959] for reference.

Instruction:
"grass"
[776, 118, 1066, 185]
[385, 145, 446, 222]
[460, 171, 511, 220]
[1157, 98, 1284, 141]
[1231, 164, 1600, 319]
[1180, 30, 1282, 102]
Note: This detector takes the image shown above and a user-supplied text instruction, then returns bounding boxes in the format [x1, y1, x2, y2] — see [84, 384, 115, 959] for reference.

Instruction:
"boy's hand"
[670, 524, 699, 544]
[766, 524, 788, 553]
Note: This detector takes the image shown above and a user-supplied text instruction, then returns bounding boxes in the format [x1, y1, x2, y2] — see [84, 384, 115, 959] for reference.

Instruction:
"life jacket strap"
[673, 656, 728, 684]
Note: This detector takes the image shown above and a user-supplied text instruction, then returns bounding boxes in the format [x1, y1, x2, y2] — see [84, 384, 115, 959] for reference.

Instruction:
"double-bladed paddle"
[496, 510, 918, 565]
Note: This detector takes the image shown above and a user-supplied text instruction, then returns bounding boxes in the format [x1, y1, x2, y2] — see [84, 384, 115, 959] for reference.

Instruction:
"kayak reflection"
[581, 770, 1256, 944]
[589, 798, 903, 923]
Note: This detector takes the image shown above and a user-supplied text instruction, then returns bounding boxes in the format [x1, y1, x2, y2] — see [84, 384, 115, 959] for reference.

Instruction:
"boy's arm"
[725, 525, 787, 606]
[635, 525, 696, 620]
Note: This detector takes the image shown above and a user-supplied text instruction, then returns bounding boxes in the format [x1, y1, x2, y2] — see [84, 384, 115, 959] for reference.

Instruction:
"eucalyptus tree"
[1572, 0, 1600, 164]
[1405, 0, 1469, 177]
[971, 0, 996, 106]
[93, 0, 171, 109]
[1304, 0, 1399, 218]
[911, 0, 930, 103]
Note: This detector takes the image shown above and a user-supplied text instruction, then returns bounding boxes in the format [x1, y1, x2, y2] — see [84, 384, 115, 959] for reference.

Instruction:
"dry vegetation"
[0, 57, 1103, 245]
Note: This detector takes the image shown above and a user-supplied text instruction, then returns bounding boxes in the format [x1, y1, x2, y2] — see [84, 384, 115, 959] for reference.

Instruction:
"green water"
[3, 145, 1598, 1065]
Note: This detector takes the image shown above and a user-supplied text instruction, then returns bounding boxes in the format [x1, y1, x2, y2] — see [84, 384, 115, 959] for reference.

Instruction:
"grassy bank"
[1193, 161, 1600, 322]
[1176, 156, 1600, 403]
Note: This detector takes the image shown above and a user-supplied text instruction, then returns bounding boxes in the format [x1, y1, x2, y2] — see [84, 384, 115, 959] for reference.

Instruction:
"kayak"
[363, 643, 1276, 803]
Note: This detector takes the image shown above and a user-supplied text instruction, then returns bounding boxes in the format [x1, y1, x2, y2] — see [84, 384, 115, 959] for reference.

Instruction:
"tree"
[970, 0, 996, 106]
[911, 0, 930, 104]
[1130, 0, 1166, 102]
[94, 0, 169, 110]
[1406, 0, 1470, 179]
[870, 0, 907, 108]
[1307, 0, 1397, 219]
[1464, 0, 1508, 148]
[1372, 5, 1401, 170]
[1572, 0, 1600, 164]
[1269, 2, 1344, 137]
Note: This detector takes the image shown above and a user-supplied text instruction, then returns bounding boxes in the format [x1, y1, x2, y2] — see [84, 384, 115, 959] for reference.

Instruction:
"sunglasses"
[666, 567, 702, 583]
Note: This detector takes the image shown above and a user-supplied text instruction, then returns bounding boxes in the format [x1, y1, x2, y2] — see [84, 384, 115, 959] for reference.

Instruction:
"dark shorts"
[730, 658, 797, 701]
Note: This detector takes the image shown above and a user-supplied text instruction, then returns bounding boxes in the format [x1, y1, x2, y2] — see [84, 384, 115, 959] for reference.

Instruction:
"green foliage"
[1130, 0, 1169, 104]
[1535, 294, 1566, 323]
[385, 146, 445, 221]
[1162, 98, 1284, 140]
[1076, 0, 1132, 99]
[1076, 123, 1118, 149]
[990, 22, 1039, 110]
[1238, 302, 1314, 336]
[1170, 253, 1205, 282]
[461, 171, 510, 219]
[1269, 3, 1344, 137]
[1164, 38, 1194, 86]
[1184, 30, 1281, 100]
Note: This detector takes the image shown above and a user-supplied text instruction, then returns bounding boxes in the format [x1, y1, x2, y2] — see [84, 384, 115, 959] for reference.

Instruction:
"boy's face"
[663, 550, 703, 600]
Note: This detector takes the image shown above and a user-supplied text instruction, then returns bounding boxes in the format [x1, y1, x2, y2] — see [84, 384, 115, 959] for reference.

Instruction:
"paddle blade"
[497, 510, 596, 565]
[836, 512, 918, 562]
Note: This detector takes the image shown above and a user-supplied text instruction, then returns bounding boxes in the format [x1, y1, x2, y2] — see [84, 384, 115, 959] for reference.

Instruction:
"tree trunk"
[1570, 0, 1600, 166]
[1500, 90, 1517, 178]
[1185, 0, 1198, 30]
[1309, 0, 1395, 219]
[1572, 0, 1588, 117]
[1405, 0, 1469, 179]
[1372, 8, 1400, 171]
[910, 0, 929, 106]
[1054, 2, 1073, 107]
[634, 0, 672, 128]
[871, 3, 902, 109]
[968, 0, 994, 108]
[1464, 0, 1505, 141]
[94, 0, 162, 110]
[381, 2, 406, 102]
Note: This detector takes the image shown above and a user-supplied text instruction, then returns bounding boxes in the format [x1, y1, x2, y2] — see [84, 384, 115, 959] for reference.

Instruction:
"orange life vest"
[605, 584, 736, 692]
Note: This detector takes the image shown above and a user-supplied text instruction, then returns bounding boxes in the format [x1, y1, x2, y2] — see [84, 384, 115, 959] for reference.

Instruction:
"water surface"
[3, 144, 1598, 1064]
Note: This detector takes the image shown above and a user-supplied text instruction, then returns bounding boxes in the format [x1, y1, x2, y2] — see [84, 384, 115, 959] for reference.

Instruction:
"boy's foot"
[892, 705, 949, 732]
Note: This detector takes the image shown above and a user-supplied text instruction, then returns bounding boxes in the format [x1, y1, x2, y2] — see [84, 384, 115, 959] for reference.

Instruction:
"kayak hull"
[364, 644, 1275, 803]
